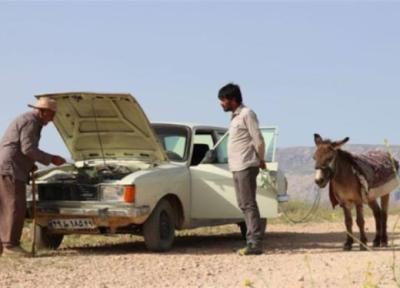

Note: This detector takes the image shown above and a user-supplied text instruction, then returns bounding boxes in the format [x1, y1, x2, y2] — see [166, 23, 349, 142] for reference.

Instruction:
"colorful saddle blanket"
[329, 150, 399, 208]
[351, 150, 398, 189]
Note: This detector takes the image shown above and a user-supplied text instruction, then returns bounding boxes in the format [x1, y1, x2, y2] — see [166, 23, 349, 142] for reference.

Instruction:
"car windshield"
[151, 124, 190, 162]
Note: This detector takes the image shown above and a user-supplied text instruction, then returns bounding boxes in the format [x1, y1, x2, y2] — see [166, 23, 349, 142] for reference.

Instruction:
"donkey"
[313, 134, 399, 250]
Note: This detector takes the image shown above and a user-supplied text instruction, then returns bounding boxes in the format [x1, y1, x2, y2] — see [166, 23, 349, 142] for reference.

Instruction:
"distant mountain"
[276, 144, 400, 206]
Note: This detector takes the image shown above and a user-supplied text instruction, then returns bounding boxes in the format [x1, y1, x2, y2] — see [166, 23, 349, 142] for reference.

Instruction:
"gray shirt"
[0, 111, 53, 182]
[228, 105, 265, 172]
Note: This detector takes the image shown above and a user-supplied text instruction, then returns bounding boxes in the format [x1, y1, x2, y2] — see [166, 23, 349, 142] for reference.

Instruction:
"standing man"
[218, 83, 266, 255]
[0, 97, 66, 257]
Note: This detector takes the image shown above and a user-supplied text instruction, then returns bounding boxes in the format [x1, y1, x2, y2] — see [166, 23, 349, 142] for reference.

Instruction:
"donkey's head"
[313, 133, 349, 188]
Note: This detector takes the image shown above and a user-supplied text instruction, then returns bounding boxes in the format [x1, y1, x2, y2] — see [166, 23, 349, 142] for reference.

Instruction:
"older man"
[218, 83, 266, 255]
[0, 97, 66, 256]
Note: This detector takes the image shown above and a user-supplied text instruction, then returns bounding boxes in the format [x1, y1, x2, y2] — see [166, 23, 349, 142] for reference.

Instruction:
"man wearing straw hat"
[0, 97, 66, 257]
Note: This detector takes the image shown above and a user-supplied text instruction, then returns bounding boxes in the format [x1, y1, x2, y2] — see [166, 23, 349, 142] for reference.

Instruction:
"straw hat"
[28, 97, 57, 112]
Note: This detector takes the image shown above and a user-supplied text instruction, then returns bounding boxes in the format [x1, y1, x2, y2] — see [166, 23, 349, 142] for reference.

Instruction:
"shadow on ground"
[36, 230, 400, 257]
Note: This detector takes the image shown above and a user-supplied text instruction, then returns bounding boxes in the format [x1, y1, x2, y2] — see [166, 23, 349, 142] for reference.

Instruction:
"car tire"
[143, 199, 175, 252]
[34, 225, 64, 250]
[238, 218, 267, 240]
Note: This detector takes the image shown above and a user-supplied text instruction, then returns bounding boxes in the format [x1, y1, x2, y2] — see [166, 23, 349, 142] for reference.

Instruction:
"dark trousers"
[233, 166, 262, 245]
[0, 175, 26, 249]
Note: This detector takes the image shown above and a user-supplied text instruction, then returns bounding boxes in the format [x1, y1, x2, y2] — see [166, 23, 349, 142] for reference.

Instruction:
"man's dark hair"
[218, 83, 242, 104]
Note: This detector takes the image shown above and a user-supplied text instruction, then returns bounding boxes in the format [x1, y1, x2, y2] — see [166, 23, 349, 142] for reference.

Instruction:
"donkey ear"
[314, 133, 323, 145]
[332, 137, 349, 149]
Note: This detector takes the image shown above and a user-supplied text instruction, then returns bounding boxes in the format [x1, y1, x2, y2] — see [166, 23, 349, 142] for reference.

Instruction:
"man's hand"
[30, 165, 38, 182]
[51, 155, 66, 166]
[259, 160, 267, 170]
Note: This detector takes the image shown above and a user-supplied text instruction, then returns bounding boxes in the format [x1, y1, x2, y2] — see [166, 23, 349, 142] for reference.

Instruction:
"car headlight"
[100, 185, 136, 203]
[100, 185, 124, 201]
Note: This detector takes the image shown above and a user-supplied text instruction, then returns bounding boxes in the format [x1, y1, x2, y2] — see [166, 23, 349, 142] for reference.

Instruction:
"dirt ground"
[0, 216, 400, 288]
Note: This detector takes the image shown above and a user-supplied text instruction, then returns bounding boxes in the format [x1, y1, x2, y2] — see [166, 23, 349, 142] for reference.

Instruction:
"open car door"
[190, 127, 280, 220]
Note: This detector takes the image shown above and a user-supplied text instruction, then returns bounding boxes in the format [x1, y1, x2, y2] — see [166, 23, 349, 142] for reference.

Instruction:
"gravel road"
[0, 216, 399, 288]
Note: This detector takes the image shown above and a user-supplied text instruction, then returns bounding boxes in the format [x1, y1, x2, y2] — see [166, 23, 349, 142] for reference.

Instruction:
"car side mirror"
[201, 149, 217, 164]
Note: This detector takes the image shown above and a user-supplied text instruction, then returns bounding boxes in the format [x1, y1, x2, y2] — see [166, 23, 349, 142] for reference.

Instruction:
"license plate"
[48, 218, 96, 230]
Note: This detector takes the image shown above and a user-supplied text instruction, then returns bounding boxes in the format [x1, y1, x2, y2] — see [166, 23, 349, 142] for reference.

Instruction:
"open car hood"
[36, 92, 168, 162]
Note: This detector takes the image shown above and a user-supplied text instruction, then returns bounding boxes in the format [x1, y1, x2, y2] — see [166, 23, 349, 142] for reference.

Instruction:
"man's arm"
[20, 121, 65, 166]
[245, 110, 266, 169]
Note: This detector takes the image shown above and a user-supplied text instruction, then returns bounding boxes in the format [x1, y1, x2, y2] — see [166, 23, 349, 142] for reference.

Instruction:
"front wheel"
[238, 218, 267, 240]
[34, 225, 64, 250]
[143, 199, 176, 252]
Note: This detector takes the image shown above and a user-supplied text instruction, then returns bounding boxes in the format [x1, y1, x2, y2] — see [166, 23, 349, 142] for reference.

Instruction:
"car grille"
[38, 183, 100, 201]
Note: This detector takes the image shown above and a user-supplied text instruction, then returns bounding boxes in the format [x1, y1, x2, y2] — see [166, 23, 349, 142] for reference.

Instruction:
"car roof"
[151, 122, 227, 131]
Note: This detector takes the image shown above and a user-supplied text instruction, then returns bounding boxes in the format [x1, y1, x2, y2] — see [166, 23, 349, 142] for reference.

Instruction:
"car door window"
[191, 132, 214, 166]
[214, 135, 228, 164]
[194, 134, 213, 149]
[215, 130, 227, 141]
[261, 127, 277, 162]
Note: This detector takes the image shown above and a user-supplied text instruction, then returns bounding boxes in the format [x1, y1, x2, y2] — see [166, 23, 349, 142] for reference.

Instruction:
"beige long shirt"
[228, 105, 265, 172]
[0, 111, 53, 182]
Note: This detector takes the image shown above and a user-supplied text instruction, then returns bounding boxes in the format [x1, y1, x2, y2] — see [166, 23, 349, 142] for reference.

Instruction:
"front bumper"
[27, 201, 150, 218]
[26, 201, 150, 233]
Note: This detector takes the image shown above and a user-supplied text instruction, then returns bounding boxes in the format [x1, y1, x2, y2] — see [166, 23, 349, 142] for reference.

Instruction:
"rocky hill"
[276, 144, 400, 206]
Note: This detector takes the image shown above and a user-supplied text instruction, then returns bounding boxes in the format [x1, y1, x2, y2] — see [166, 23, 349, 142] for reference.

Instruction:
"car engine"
[36, 164, 135, 201]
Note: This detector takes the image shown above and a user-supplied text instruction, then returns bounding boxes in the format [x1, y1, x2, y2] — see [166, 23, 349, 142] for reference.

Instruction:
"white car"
[28, 92, 288, 252]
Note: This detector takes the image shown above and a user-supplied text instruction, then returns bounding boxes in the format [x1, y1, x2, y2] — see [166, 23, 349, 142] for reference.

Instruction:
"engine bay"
[37, 163, 138, 185]
[35, 163, 139, 201]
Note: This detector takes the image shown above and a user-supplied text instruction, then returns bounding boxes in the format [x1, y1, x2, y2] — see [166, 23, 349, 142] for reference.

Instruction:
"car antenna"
[91, 98, 107, 167]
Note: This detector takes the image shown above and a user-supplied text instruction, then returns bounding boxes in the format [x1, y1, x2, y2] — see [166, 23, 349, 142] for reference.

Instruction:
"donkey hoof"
[360, 244, 368, 251]
[373, 240, 380, 247]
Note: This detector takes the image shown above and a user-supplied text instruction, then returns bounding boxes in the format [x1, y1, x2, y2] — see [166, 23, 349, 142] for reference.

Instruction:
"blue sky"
[0, 1, 399, 157]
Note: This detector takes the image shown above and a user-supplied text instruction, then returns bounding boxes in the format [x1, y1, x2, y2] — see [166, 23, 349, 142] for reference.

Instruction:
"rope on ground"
[260, 169, 321, 224]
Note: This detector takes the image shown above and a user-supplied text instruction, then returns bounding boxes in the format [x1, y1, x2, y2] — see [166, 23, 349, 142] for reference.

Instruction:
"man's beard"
[222, 105, 231, 112]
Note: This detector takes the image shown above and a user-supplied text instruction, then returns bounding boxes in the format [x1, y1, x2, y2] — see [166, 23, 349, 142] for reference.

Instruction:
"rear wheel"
[143, 199, 175, 252]
[238, 218, 267, 240]
[34, 225, 64, 250]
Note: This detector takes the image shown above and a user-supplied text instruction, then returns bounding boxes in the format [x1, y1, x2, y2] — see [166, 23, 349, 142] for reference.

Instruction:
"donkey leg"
[356, 204, 368, 250]
[342, 206, 354, 251]
[380, 194, 390, 247]
[368, 200, 382, 247]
